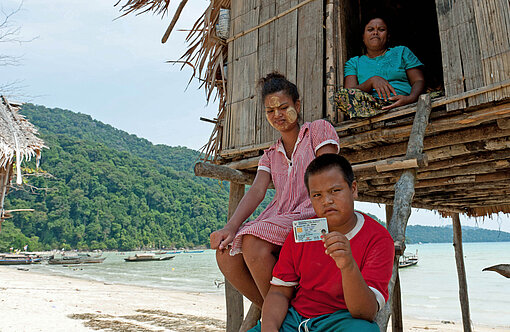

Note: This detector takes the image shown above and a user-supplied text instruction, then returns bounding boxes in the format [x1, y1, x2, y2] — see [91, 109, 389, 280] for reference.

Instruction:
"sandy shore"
[0, 266, 506, 331]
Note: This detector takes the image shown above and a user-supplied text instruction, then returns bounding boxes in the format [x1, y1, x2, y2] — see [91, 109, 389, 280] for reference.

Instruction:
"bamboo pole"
[225, 182, 245, 332]
[452, 213, 473, 332]
[161, 0, 189, 43]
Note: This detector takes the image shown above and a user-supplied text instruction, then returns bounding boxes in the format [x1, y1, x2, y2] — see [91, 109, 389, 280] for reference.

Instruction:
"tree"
[0, 1, 36, 96]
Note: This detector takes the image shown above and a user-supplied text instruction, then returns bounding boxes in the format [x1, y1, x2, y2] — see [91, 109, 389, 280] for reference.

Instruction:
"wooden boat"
[124, 253, 175, 262]
[185, 250, 204, 254]
[0, 254, 41, 265]
[48, 254, 106, 265]
[399, 252, 418, 268]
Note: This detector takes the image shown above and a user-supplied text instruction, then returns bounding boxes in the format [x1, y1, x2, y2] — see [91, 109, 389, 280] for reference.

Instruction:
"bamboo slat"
[296, 0, 323, 123]
[257, 0, 277, 145]
[436, 0, 466, 111]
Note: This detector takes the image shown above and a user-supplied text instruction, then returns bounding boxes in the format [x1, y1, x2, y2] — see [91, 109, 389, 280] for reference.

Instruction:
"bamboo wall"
[436, 0, 510, 111]
[223, 0, 324, 154]
[220, 0, 510, 158]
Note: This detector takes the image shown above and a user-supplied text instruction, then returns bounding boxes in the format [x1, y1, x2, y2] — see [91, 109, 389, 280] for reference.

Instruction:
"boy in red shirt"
[250, 154, 394, 331]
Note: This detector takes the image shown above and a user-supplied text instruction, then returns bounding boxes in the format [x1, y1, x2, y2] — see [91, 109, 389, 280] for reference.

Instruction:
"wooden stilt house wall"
[118, 0, 510, 330]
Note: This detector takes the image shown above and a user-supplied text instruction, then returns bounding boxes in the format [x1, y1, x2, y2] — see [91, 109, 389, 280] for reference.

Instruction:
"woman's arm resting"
[382, 67, 425, 110]
[210, 170, 271, 249]
[345, 75, 396, 100]
[261, 285, 294, 332]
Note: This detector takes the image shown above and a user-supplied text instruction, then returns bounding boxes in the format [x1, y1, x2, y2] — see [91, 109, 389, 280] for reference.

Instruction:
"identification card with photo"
[292, 217, 329, 243]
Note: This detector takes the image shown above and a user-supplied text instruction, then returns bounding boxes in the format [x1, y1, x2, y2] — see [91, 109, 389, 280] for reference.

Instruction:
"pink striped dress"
[230, 120, 340, 255]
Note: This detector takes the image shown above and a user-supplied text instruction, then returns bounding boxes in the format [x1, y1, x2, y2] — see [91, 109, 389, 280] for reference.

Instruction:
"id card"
[292, 217, 328, 243]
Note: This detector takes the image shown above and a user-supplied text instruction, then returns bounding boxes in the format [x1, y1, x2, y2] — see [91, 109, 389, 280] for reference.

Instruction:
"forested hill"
[1, 104, 509, 251]
[1, 104, 235, 251]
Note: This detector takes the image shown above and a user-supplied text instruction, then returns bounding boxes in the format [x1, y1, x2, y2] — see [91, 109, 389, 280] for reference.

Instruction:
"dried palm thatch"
[116, 0, 231, 162]
[0, 96, 45, 223]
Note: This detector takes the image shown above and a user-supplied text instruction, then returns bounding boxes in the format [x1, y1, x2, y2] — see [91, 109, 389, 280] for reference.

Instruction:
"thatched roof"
[0, 96, 45, 174]
[116, 0, 229, 160]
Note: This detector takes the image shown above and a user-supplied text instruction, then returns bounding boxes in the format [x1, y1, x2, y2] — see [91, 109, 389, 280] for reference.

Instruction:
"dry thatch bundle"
[115, 0, 230, 161]
[0, 96, 45, 179]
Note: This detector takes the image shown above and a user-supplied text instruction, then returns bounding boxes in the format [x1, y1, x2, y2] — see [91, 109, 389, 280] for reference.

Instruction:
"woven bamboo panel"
[223, 0, 324, 151]
[436, 0, 510, 111]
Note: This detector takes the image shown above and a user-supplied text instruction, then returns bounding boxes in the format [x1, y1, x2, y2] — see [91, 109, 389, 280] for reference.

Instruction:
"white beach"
[0, 266, 507, 332]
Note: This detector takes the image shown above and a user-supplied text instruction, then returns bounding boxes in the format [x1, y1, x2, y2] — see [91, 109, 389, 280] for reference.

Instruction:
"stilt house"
[118, 0, 509, 331]
[0, 96, 45, 229]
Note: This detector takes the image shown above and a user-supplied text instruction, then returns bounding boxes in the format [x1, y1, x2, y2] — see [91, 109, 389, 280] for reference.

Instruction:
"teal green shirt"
[344, 46, 423, 97]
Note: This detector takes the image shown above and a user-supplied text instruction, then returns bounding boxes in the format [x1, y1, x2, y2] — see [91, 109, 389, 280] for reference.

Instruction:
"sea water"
[18, 243, 510, 327]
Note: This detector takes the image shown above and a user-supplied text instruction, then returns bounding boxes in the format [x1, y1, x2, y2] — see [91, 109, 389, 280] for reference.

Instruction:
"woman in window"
[338, 17, 425, 119]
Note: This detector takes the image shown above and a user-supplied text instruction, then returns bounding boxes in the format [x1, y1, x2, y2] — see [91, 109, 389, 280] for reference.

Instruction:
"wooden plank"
[339, 103, 510, 150]
[473, 0, 510, 102]
[435, 0, 466, 111]
[257, 0, 277, 145]
[297, 0, 323, 122]
[194, 162, 256, 185]
[325, 0, 336, 123]
[452, 213, 473, 332]
[455, 0, 486, 106]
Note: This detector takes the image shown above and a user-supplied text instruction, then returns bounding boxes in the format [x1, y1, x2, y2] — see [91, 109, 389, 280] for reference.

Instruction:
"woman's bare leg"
[242, 235, 281, 300]
[216, 249, 264, 308]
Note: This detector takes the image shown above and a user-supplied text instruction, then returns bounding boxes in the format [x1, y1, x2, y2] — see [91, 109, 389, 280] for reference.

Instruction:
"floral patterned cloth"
[335, 88, 392, 119]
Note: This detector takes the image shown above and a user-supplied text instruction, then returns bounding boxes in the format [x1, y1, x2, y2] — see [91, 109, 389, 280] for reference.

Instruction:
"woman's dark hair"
[258, 72, 299, 103]
[304, 154, 355, 192]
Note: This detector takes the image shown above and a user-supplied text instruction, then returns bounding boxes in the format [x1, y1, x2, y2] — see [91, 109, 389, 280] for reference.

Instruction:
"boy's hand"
[322, 231, 355, 270]
[210, 225, 236, 250]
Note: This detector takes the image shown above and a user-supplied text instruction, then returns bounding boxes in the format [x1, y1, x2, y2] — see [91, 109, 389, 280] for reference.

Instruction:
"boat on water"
[0, 254, 42, 265]
[185, 250, 204, 254]
[124, 253, 175, 262]
[48, 253, 106, 265]
[399, 251, 418, 268]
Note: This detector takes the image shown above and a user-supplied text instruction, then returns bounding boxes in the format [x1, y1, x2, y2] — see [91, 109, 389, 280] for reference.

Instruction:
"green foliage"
[406, 225, 510, 244]
[3, 104, 241, 250]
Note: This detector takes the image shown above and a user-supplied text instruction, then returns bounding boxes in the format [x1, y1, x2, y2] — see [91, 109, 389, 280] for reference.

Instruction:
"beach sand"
[0, 266, 506, 332]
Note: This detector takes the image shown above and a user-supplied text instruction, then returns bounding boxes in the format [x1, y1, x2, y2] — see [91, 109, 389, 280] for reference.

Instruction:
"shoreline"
[0, 266, 507, 331]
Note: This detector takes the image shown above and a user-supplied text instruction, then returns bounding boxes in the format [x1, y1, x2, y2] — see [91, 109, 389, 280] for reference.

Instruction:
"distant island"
[1, 104, 509, 251]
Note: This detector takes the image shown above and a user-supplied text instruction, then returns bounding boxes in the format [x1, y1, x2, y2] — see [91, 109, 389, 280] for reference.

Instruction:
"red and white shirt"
[230, 120, 339, 255]
[271, 212, 395, 318]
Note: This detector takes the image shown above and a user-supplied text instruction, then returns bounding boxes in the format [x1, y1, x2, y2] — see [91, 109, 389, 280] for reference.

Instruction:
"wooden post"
[452, 213, 473, 332]
[325, 0, 337, 123]
[225, 182, 245, 332]
[239, 303, 261, 332]
[376, 94, 432, 331]
[385, 205, 403, 332]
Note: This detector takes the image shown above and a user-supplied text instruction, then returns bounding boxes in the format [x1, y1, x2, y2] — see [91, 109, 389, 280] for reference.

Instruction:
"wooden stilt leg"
[226, 182, 245, 332]
[452, 213, 472, 332]
[385, 205, 403, 332]
[239, 303, 261, 332]
[376, 95, 432, 331]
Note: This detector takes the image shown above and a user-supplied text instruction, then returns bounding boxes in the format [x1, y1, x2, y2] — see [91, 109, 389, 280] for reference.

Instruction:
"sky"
[2, 0, 510, 233]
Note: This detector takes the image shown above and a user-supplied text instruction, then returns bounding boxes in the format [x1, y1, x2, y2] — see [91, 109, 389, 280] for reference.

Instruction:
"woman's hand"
[382, 95, 412, 110]
[369, 76, 397, 101]
[210, 225, 237, 250]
